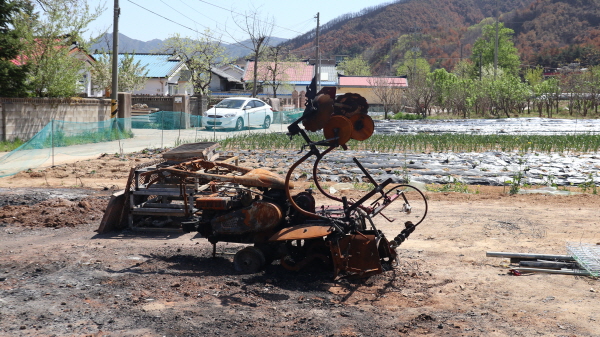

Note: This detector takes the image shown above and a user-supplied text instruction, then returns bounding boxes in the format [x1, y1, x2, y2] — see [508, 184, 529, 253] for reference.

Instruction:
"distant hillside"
[283, 0, 600, 73]
[505, 0, 600, 67]
[90, 33, 287, 60]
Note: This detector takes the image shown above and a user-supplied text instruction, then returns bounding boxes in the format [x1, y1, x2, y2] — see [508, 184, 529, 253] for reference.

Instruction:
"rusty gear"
[323, 115, 353, 146]
[349, 114, 375, 141]
[334, 93, 369, 117]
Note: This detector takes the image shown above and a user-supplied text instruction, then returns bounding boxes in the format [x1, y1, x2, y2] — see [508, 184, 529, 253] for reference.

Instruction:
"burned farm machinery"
[100, 79, 428, 278]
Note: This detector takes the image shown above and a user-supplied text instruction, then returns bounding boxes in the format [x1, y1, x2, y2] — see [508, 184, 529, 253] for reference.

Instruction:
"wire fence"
[0, 109, 302, 178]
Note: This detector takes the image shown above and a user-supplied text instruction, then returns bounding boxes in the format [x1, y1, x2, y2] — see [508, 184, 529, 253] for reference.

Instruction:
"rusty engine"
[102, 77, 427, 278]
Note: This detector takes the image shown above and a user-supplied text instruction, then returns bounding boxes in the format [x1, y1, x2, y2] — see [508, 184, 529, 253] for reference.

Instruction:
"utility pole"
[389, 38, 394, 76]
[494, 0, 499, 81]
[111, 0, 120, 118]
[410, 25, 420, 79]
[315, 12, 320, 91]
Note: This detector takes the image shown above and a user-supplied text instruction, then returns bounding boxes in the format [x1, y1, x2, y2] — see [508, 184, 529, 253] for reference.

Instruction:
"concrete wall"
[189, 96, 208, 116]
[0, 98, 111, 141]
[131, 96, 174, 112]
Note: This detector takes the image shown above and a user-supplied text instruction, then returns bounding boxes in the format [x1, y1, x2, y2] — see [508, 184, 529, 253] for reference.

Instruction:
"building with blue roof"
[91, 53, 245, 96]
[91, 53, 189, 96]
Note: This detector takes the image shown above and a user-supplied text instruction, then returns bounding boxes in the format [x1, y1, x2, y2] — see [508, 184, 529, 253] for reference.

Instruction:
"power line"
[272, 17, 315, 38]
[195, 0, 304, 36]
[175, 0, 231, 37]
[158, 0, 234, 44]
[125, 0, 224, 43]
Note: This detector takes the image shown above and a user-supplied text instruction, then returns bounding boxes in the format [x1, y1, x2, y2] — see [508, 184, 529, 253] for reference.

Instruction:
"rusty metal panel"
[269, 225, 334, 241]
[330, 233, 383, 278]
[212, 201, 282, 235]
[196, 196, 240, 211]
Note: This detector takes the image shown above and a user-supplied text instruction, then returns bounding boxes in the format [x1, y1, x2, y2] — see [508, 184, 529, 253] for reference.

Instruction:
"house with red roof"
[337, 74, 408, 105]
[243, 61, 338, 96]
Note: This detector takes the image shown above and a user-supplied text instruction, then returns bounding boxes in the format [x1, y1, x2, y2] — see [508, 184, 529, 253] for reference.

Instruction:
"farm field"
[0, 147, 598, 336]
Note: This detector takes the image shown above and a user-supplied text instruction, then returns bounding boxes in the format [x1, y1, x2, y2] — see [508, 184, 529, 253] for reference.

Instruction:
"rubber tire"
[262, 116, 271, 129]
[233, 246, 265, 273]
[234, 118, 244, 131]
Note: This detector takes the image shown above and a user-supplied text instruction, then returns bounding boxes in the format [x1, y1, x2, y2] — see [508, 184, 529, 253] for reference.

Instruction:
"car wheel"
[262, 116, 271, 129]
[234, 118, 244, 131]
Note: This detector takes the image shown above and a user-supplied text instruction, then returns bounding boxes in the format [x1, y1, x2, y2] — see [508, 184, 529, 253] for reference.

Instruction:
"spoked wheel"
[374, 184, 428, 226]
[234, 246, 265, 273]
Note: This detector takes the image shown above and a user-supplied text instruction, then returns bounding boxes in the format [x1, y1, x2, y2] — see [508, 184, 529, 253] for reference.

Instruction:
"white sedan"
[202, 97, 273, 131]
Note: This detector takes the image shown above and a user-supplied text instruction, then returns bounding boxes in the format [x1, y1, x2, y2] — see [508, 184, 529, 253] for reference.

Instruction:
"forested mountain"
[283, 0, 600, 73]
[90, 33, 287, 59]
[505, 0, 600, 68]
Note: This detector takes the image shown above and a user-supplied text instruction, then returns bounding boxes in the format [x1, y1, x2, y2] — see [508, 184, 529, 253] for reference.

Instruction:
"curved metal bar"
[311, 146, 343, 203]
[284, 151, 327, 220]
[311, 147, 378, 216]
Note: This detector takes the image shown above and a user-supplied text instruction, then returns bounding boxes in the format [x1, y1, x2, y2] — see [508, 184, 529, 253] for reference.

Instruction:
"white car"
[202, 97, 273, 131]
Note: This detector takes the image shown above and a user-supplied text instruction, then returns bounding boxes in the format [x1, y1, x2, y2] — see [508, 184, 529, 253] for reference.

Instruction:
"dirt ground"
[0, 150, 599, 337]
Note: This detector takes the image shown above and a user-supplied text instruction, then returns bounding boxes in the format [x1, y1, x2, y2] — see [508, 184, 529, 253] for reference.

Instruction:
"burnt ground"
[0, 153, 599, 336]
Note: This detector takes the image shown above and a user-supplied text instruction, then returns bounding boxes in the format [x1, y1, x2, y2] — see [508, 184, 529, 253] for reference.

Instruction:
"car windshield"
[214, 99, 245, 109]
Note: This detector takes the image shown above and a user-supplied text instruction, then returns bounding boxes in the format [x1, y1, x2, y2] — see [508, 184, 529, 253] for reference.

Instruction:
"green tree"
[524, 66, 544, 87]
[14, 0, 104, 97]
[338, 56, 371, 76]
[481, 72, 529, 118]
[533, 78, 560, 117]
[470, 22, 520, 78]
[0, 0, 31, 97]
[396, 49, 429, 79]
[90, 52, 149, 94]
[164, 31, 229, 96]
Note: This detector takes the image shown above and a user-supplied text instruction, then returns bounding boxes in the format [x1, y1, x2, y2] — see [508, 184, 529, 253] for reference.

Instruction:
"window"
[215, 99, 245, 109]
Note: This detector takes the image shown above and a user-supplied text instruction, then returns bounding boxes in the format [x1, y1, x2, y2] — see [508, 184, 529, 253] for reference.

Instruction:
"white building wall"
[134, 78, 167, 95]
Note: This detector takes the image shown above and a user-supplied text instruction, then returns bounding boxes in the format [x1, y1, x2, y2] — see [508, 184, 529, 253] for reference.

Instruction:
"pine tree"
[0, 0, 30, 97]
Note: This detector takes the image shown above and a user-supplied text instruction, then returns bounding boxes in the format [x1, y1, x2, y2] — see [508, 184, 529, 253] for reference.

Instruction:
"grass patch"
[216, 132, 600, 154]
[426, 177, 478, 194]
[0, 138, 26, 152]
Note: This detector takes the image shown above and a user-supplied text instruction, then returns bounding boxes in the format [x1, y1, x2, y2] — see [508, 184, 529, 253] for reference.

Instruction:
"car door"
[243, 100, 256, 127]
[252, 100, 267, 126]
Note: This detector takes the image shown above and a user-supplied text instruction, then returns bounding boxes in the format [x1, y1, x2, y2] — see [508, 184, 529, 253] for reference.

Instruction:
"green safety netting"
[0, 119, 131, 178]
[0, 109, 301, 177]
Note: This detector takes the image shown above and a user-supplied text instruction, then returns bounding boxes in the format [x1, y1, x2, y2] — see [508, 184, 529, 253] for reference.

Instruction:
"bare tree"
[404, 70, 436, 118]
[231, 9, 274, 97]
[257, 45, 300, 98]
[367, 77, 404, 119]
[163, 30, 229, 96]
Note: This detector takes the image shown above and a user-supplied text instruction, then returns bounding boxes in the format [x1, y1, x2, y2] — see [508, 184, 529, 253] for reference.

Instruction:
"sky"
[86, 0, 393, 44]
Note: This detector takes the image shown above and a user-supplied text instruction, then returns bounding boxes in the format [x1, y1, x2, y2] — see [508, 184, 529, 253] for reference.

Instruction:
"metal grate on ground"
[567, 242, 600, 277]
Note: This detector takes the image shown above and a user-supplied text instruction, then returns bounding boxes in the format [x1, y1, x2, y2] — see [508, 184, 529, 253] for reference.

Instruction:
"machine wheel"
[262, 116, 271, 129]
[234, 118, 244, 131]
[255, 243, 277, 265]
[234, 246, 265, 273]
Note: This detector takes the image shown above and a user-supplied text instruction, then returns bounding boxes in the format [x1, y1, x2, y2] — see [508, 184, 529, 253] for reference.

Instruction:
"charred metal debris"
[99, 77, 428, 278]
